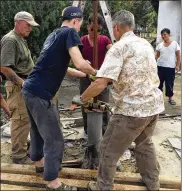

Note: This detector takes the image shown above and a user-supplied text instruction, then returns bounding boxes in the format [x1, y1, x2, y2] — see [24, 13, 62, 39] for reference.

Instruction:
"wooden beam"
[1, 173, 147, 190]
[1, 163, 180, 189]
[1, 173, 179, 191]
[1, 184, 43, 190]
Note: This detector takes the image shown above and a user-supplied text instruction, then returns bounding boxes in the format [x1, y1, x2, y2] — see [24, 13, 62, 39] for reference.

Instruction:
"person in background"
[22, 6, 96, 190]
[134, 29, 140, 37]
[80, 13, 112, 136]
[156, 28, 181, 105]
[0, 11, 39, 164]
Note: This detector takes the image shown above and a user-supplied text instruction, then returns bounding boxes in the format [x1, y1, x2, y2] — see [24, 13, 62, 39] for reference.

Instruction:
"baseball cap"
[14, 11, 39, 26]
[61, 6, 83, 21]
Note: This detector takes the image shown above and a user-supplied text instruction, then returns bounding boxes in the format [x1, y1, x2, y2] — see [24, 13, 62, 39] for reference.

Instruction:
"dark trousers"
[79, 77, 110, 134]
[158, 66, 175, 97]
[22, 88, 64, 181]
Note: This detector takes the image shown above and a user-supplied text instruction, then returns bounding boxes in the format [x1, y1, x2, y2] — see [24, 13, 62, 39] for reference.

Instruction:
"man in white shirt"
[156, 28, 181, 105]
[73, 10, 164, 190]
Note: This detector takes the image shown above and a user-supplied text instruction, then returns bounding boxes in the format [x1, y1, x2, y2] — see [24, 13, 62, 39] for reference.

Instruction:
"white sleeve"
[96, 43, 123, 81]
[156, 44, 160, 51]
[175, 42, 180, 51]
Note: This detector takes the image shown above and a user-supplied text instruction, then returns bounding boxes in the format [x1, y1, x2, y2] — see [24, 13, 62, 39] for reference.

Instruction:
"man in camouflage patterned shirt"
[73, 10, 164, 191]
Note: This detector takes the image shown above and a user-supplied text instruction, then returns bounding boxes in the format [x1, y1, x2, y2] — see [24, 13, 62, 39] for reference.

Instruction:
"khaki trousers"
[97, 114, 160, 190]
[5, 81, 30, 159]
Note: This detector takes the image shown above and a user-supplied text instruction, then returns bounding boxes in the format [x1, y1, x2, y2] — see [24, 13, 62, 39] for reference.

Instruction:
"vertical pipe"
[92, 0, 98, 70]
[92, 0, 98, 102]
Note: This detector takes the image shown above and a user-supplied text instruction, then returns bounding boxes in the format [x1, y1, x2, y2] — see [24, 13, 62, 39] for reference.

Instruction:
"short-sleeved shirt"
[23, 26, 82, 100]
[1, 30, 34, 75]
[156, 41, 180, 68]
[81, 35, 111, 69]
[97, 31, 164, 117]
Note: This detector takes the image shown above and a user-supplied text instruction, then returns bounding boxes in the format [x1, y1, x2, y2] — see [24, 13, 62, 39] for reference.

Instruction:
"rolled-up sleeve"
[97, 43, 123, 81]
[1, 40, 16, 67]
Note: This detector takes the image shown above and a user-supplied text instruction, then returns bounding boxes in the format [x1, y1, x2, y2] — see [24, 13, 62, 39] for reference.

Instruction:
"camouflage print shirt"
[97, 31, 164, 117]
[0, 30, 34, 75]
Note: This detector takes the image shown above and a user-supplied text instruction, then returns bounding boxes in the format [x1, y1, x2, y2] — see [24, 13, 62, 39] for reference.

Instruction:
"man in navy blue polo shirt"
[22, 6, 96, 190]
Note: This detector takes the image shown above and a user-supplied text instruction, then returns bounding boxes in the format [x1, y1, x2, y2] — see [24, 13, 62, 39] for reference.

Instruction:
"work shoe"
[46, 183, 76, 190]
[88, 181, 99, 190]
[12, 155, 33, 164]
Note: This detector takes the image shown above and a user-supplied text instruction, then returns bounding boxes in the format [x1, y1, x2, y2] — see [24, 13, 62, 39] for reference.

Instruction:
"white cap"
[14, 11, 39, 26]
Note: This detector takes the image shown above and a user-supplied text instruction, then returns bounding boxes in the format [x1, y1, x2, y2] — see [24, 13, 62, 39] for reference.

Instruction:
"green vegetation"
[1, 1, 157, 59]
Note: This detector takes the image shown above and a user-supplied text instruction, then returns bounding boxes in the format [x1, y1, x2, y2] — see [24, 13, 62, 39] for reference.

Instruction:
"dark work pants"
[79, 77, 110, 134]
[158, 66, 175, 97]
[22, 88, 64, 181]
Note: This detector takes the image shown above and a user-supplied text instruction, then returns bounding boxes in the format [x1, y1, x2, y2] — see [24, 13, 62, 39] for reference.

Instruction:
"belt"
[18, 74, 28, 79]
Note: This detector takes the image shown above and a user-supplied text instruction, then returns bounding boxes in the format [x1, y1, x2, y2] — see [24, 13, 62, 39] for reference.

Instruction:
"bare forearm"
[75, 60, 96, 76]
[67, 67, 86, 78]
[81, 79, 106, 102]
[176, 58, 181, 67]
[69, 47, 96, 75]
[0, 67, 23, 87]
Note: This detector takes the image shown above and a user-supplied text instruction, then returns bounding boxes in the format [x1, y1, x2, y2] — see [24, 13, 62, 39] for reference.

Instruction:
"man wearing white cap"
[0, 11, 39, 164]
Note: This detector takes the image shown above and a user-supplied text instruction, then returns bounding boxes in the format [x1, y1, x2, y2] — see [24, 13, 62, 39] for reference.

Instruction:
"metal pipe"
[92, 0, 99, 102]
[87, 112, 102, 146]
[92, 0, 99, 70]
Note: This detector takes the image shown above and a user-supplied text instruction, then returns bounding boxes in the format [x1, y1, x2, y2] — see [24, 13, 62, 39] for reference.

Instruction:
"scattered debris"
[168, 138, 181, 158]
[2, 122, 11, 137]
[117, 150, 132, 168]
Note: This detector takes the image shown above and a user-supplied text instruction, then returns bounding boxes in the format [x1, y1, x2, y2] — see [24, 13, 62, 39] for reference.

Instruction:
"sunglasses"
[90, 28, 102, 32]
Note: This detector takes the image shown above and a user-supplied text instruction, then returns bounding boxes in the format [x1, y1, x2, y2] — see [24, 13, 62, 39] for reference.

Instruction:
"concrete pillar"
[157, 1, 181, 45]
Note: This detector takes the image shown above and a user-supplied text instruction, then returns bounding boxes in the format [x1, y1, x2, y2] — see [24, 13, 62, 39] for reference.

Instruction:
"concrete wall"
[157, 1, 181, 45]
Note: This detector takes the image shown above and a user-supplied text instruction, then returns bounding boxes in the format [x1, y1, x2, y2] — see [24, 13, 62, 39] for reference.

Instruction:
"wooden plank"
[1, 184, 44, 190]
[1, 173, 148, 190]
[1, 163, 181, 189]
[62, 158, 82, 167]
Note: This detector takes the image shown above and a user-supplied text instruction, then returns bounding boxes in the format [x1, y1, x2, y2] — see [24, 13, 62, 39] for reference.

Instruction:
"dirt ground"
[1, 74, 181, 177]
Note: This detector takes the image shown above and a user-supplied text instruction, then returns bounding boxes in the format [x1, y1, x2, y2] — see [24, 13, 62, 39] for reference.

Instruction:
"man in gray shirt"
[0, 11, 39, 164]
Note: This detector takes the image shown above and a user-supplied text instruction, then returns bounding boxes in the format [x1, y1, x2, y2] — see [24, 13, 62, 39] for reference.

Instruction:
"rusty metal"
[92, 0, 99, 103]
[92, 0, 99, 70]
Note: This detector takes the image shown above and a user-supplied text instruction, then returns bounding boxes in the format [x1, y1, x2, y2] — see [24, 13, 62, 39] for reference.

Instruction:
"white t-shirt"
[156, 41, 180, 68]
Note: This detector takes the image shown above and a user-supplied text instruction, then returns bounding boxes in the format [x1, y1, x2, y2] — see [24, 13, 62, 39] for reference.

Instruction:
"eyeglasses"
[90, 28, 102, 32]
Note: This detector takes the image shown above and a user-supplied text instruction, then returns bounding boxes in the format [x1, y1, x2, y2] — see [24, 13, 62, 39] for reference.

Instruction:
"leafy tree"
[1, 0, 157, 58]
[1, 1, 70, 58]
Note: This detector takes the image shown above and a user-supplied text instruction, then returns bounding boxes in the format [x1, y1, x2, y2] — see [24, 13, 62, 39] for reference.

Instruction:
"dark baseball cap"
[61, 6, 83, 21]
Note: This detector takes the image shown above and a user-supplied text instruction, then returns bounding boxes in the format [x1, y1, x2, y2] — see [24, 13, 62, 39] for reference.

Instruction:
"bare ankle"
[35, 157, 44, 167]
[47, 178, 61, 189]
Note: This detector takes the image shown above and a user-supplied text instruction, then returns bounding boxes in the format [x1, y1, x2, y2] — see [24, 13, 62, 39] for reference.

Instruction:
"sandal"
[168, 100, 176, 105]
[46, 183, 76, 190]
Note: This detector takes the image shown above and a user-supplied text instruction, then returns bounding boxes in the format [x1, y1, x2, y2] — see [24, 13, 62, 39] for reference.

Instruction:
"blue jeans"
[22, 88, 64, 181]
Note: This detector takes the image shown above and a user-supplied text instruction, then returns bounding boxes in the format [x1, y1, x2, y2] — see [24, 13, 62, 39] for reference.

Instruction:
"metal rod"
[92, 0, 98, 70]
[92, 0, 99, 103]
